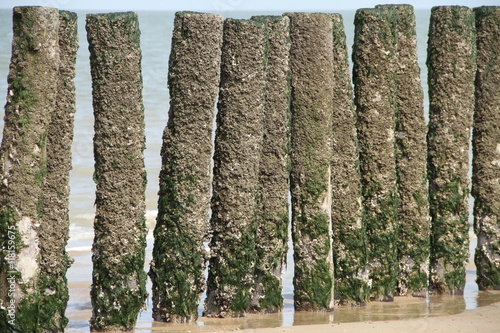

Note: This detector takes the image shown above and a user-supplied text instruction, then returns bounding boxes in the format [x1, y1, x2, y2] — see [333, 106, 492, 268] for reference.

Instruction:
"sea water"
[0, 8, 496, 333]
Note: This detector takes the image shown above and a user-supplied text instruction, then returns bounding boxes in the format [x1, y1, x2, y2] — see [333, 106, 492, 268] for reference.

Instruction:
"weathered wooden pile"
[0, 4, 498, 332]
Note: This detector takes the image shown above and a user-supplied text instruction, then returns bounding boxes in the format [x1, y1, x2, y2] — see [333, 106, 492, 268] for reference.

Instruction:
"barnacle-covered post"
[204, 18, 266, 318]
[330, 13, 370, 305]
[472, 6, 500, 291]
[376, 4, 430, 297]
[427, 6, 476, 295]
[286, 12, 335, 311]
[0, 7, 60, 332]
[149, 12, 223, 323]
[352, 7, 399, 301]
[249, 15, 291, 314]
[38, 10, 78, 331]
[86, 12, 148, 330]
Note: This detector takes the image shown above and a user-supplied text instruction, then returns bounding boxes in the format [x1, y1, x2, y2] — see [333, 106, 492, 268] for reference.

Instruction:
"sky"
[0, 0, 498, 11]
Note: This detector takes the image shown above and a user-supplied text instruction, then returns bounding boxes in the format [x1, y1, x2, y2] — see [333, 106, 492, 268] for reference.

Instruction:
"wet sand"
[239, 302, 500, 333]
[65, 233, 500, 332]
[66, 283, 500, 333]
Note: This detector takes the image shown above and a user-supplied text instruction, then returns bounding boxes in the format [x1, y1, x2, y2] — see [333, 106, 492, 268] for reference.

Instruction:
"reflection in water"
[292, 310, 334, 326]
[131, 291, 500, 333]
[65, 242, 500, 333]
[65, 235, 500, 333]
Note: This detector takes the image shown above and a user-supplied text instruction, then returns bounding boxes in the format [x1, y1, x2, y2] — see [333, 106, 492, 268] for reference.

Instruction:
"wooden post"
[376, 4, 430, 297]
[472, 6, 500, 291]
[38, 10, 78, 331]
[204, 18, 266, 318]
[330, 13, 370, 305]
[353, 7, 399, 302]
[86, 12, 147, 330]
[150, 11, 223, 323]
[0, 7, 61, 332]
[286, 12, 335, 311]
[427, 6, 476, 295]
[249, 15, 291, 314]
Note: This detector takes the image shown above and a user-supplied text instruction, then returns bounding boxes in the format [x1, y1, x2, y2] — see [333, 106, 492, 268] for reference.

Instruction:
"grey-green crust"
[376, 4, 430, 297]
[353, 7, 399, 302]
[330, 13, 370, 305]
[427, 6, 476, 295]
[472, 6, 500, 291]
[37, 10, 78, 332]
[150, 11, 224, 323]
[286, 12, 335, 311]
[204, 18, 266, 318]
[0, 6, 61, 332]
[86, 11, 148, 330]
[249, 15, 291, 314]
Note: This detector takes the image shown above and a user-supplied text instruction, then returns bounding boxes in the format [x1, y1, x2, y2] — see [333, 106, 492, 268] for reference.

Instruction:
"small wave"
[66, 245, 92, 252]
[145, 209, 157, 217]
[72, 211, 157, 221]
[69, 223, 94, 241]
[72, 212, 95, 222]
[145, 209, 158, 226]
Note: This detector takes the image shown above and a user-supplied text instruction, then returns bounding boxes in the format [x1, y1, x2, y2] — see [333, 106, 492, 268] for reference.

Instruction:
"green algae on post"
[37, 10, 79, 332]
[376, 4, 430, 297]
[352, 7, 399, 302]
[427, 6, 476, 295]
[472, 6, 500, 291]
[249, 15, 291, 314]
[0, 7, 61, 332]
[285, 12, 335, 311]
[86, 12, 147, 331]
[149, 12, 224, 323]
[329, 13, 370, 305]
[204, 18, 266, 318]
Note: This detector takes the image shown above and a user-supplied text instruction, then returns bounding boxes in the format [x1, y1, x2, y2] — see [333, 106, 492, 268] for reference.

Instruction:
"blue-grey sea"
[0, 8, 493, 333]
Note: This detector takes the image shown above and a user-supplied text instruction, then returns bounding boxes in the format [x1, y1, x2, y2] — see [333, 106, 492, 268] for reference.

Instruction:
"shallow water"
[63, 235, 500, 333]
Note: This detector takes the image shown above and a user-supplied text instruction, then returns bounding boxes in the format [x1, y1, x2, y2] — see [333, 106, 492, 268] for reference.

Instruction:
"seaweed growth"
[427, 6, 476, 295]
[353, 7, 399, 301]
[149, 12, 224, 322]
[86, 12, 148, 330]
